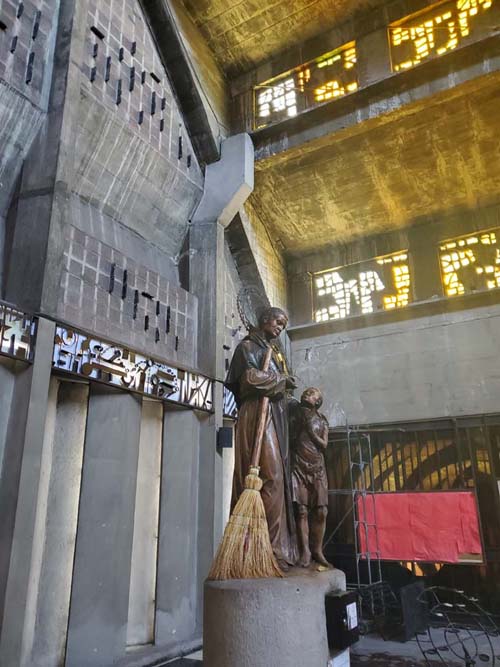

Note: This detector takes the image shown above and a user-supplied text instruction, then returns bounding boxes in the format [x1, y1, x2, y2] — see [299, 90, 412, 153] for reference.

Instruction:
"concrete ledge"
[204, 568, 346, 667]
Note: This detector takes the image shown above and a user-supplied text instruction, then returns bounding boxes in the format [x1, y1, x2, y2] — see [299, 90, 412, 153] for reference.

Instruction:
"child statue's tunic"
[291, 406, 329, 508]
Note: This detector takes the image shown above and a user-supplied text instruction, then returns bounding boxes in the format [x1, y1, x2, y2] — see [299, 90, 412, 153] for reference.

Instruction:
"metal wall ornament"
[0, 301, 36, 362]
[53, 326, 214, 412]
[223, 385, 238, 419]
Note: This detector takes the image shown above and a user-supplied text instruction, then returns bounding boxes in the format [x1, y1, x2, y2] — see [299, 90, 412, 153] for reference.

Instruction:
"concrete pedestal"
[204, 568, 346, 667]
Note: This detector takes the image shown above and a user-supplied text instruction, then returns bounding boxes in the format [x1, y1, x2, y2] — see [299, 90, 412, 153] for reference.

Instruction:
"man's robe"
[225, 330, 297, 565]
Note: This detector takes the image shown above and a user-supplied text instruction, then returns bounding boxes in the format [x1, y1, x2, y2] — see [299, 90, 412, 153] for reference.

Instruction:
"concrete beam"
[191, 133, 254, 229]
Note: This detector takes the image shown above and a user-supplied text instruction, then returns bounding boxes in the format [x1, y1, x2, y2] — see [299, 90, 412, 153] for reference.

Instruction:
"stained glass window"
[439, 229, 500, 296]
[255, 43, 357, 129]
[390, 0, 495, 72]
[313, 251, 411, 323]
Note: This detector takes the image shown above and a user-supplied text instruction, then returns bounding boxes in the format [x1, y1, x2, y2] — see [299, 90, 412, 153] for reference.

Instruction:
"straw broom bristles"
[207, 466, 282, 580]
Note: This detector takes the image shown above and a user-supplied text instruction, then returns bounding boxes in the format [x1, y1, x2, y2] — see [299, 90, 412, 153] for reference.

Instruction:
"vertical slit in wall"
[105, 56, 111, 82]
[25, 52, 34, 84]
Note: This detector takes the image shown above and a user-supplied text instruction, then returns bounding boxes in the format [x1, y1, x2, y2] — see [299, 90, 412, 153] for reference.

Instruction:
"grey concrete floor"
[164, 640, 442, 666]
[351, 635, 450, 666]
[163, 631, 500, 666]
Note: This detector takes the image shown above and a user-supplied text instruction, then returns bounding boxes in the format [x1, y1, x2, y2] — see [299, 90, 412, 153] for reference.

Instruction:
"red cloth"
[357, 492, 482, 562]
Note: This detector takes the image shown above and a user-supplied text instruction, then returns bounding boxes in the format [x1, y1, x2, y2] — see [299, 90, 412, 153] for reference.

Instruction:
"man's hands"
[286, 375, 298, 390]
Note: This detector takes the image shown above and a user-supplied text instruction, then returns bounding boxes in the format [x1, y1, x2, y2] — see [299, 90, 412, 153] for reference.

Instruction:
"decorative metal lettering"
[390, 0, 495, 72]
[439, 229, 500, 296]
[314, 252, 411, 322]
[223, 386, 238, 420]
[255, 42, 357, 129]
[0, 301, 35, 361]
[53, 326, 213, 411]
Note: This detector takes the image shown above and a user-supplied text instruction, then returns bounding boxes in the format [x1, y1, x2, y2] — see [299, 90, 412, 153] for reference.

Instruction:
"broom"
[207, 346, 283, 580]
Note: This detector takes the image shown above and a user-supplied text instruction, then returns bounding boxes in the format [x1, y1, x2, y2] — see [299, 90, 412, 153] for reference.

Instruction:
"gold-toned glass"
[439, 229, 500, 296]
[313, 251, 411, 323]
[389, 0, 495, 72]
[254, 42, 357, 129]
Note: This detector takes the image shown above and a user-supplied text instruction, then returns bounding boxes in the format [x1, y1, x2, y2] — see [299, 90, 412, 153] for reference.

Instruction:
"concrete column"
[288, 271, 314, 325]
[356, 28, 392, 89]
[196, 411, 220, 627]
[408, 223, 443, 301]
[127, 399, 163, 647]
[65, 386, 141, 667]
[189, 133, 254, 618]
[0, 358, 19, 476]
[0, 357, 32, 633]
[155, 408, 200, 645]
[0, 317, 55, 666]
[21, 378, 89, 666]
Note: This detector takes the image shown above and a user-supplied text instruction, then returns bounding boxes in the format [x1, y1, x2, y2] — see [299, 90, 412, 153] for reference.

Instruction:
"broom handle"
[250, 346, 273, 469]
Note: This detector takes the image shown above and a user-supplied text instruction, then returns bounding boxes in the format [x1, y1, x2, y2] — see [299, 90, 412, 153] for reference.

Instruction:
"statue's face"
[261, 314, 287, 340]
[301, 387, 322, 408]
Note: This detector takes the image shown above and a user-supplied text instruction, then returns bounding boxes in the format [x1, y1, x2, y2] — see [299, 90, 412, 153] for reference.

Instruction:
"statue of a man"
[225, 307, 297, 571]
[290, 387, 330, 568]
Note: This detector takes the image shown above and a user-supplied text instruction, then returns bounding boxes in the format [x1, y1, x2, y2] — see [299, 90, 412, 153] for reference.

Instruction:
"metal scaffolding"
[325, 425, 386, 622]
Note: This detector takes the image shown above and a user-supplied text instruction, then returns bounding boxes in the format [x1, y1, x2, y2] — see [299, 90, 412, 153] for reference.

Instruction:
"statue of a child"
[290, 387, 330, 568]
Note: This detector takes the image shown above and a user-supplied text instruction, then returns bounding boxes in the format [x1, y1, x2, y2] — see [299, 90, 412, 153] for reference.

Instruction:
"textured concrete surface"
[240, 202, 288, 309]
[0, 319, 56, 666]
[155, 410, 200, 646]
[167, 0, 230, 143]
[204, 568, 346, 667]
[291, 302, 500, 426]
[251, 69, 500, 256]
[182, 0, 387, 76]
[0, 0, 59, 293]
[65, 387, 142, 667]
[21, 379, 88, 666]
[351, 634, 462, 666]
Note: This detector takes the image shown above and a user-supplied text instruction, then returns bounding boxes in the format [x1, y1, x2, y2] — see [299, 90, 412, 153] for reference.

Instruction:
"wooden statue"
[225, 307, 298, 571]
[290, 387, 330, 568]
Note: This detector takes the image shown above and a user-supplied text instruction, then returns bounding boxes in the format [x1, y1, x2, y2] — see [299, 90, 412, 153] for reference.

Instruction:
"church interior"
[1, 0, 500, 665]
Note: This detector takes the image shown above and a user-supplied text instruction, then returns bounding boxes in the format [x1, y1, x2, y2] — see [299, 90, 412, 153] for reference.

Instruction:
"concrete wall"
[55, 197, 198, 367]
[3, 0, 204, 368]
[0, 0, 60, 293]
[292, 303, 500, 426]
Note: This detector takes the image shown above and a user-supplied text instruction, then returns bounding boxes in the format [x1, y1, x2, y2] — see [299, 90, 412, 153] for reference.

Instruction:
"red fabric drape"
[357, 491, 482, 562]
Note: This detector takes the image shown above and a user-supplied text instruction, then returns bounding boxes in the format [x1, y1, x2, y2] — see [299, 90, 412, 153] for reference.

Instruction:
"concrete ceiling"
[180, 0, 386, 76]
[250, 74, 500, 258]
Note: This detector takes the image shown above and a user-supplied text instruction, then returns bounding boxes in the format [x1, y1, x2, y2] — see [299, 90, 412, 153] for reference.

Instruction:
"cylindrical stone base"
[203, 568, 346, 667]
